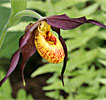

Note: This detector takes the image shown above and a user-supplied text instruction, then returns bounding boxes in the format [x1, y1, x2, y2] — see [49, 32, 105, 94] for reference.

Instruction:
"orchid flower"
[0, 14, 106, 87]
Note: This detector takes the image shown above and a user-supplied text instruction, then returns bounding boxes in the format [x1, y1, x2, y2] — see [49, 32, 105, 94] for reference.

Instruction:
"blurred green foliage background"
[0, 0, 106, 100]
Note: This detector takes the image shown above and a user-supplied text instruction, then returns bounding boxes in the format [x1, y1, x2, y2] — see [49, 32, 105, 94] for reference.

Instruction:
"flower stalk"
[12, 10, 43, 22]
[0, 10, 43, 50]
[0, 22, 11, 49]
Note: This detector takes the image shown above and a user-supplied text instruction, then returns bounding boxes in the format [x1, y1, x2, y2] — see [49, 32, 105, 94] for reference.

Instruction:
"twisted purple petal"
[46, 14, 106, 30]
[87, 20, 106, 28]
[59, 35, 68, 86]
[20, 30, 36, 85]
[51, 26, 68, 86]
[0, 22, 38, 86]
[17, 22, 38, 85]
[0, 50, 20, 86]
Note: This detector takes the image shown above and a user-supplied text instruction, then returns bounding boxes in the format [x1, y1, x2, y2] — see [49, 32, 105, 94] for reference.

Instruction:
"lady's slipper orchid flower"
[0, 14, 106, 86]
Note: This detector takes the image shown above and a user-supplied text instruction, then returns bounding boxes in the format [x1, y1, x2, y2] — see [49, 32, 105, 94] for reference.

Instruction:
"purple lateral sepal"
[0, 22, 38, 86]
[0, 50, 20, 86]
[51, 26, 68, 86]
[46, 14, 106, 30]
[19, 22, 37, 85]
[20, 30, 36, 85]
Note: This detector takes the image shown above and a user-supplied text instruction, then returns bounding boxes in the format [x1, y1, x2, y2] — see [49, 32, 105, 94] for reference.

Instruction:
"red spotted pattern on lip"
[34, 21, 65, 63]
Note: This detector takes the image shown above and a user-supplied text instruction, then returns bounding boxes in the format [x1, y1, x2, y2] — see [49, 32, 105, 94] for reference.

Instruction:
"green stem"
[0, 10, 43, 50]
[0, 23, 10, 49]
[12, 10, 43, 22]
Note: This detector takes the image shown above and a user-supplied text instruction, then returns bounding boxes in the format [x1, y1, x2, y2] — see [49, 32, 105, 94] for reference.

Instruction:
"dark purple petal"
[59, 35, 68, 86]
[19, 22, 38, 86]
[20, 30, 36, 85]
[18, 22, 38, 85]
[19, 22, 39, 48]
[51, 27, 68, 86]
[0, 22, 38, 86]
[87, 20, 106, 28]
[46, 14, 106, 30]
[0, 50, 20, 86]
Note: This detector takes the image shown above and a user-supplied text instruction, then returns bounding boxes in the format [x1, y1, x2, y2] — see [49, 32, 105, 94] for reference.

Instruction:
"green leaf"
[95, 0, 106, 12]
[67, 49, 98, 71]
[9, 0, 27, 25]
[11, 0, 27, 17]
[0, 6, 10, 34]
[17, 89, 26, 99]
[0, 70, 12, 99]
[27, 95, 33, 100]
[97, 78, 106, 85]
[0, 2, 11, 8]
[45, 90, 62, 100]
[54, 0, 88, 14]
[99, 48, 106, 55]
[97, 31, 106, 40]
[102, 12, 106, 22]
[66, 26, 99, 51]
[80, 3, 99, 16]
[98, 48, 106, 59]
[44, 68, 96, 92]
[31, 63, 62, 78]
[98, 59, 106, 66]
[27, 0, 47, 12]
[0, 31, 22, 58]
[0, 0, 27, 49]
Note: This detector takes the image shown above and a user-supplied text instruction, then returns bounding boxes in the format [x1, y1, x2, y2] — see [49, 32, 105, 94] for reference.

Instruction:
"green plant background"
[0, 0, 106, 100]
